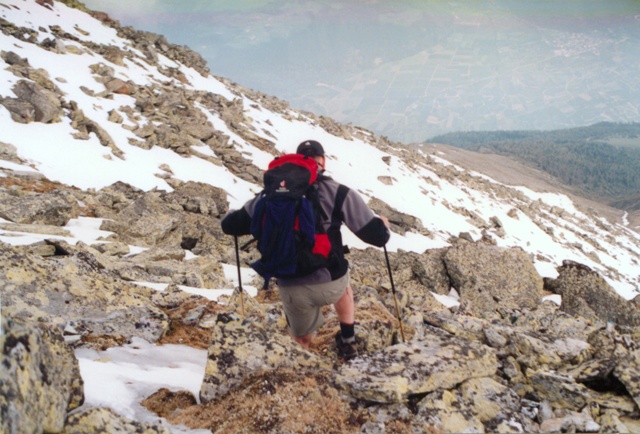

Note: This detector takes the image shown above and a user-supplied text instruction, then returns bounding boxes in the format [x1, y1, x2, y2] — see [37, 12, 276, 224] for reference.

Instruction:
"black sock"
[340, 322, 355, 341]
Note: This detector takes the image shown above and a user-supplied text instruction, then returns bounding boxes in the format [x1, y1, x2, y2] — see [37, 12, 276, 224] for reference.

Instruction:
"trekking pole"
[384, 245, 406, 343]
[234, 235, 245, 316]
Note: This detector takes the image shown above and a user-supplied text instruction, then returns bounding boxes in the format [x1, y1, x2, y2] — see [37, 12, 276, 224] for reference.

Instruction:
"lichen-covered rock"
[62, 407, 172, 433]
[529, 371, 594, 411]
[98, 190, 181, 246]
[457, 377, 523, 424]
[1, 79, 62, 123]
[444, 243, 543, 317]
[598, 409, 632, 433]
[349, 285, 406, 352]
[416, 389, 486, 433]
[0, 191, 74, 226]
[336, 332, 498, 403]
[1, 317, 84, 434]
[538, 409, 599, 433]
[199, 312, 332, 403]
[546, 261, 640, 327]
[0, 242, 169, 345]
[412, 247, 451, 296]
[165, 180, 228, 217]
[613, 349, 640, 410]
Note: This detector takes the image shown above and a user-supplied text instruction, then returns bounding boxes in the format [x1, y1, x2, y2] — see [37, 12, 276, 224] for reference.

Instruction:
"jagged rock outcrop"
[166, 180, 228, 217]
[0, 140, 24, 164]
[0, 78, 63, 123]
[87, 182, 228, 260]
[199, 307, 333, 403]
[0, 241, 169, 347]
[367, 197, 425, 235]
[1, 317, 84, 434]
[95, 182, 229, 258]
[444, 242, 543, 317]
[336, 332, 499, 403]
[545, 260, 640, 326]
[0, 190, 77, 225]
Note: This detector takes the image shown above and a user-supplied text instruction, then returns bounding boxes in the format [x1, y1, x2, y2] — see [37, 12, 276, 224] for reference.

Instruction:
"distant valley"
[427, 122, 640, 220]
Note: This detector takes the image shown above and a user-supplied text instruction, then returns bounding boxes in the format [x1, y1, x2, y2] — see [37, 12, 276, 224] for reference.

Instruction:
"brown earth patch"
[157, 298, 226, 349]
[141, 388, 198, 419]
[253, 287, 282, 304]
[147, 368, 368, 434]
[0, 174, 72, 194]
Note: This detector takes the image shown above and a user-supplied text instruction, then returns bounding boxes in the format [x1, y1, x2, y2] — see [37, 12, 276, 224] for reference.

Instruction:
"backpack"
[249, 153, 342, 281]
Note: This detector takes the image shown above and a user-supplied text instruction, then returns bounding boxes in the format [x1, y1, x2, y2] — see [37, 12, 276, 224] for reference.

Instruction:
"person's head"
[296, 140, 325, 169]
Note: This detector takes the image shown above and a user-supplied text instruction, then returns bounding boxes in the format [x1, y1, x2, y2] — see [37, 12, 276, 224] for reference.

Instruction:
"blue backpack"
[250, 154, 334, 281]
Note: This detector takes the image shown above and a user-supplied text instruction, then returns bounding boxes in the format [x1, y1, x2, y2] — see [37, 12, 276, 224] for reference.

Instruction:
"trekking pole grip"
[384, 245, 406, 343]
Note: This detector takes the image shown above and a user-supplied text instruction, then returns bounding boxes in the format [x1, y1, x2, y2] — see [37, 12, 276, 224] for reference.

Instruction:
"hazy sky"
[81, 0, 640, 143]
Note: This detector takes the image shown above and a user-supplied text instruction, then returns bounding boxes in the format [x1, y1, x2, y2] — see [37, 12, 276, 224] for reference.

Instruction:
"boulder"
[416, 389, 486, 433]
[100, 191, 180, 247]
[0, 242, 169, 346]
[0, 191, 74, 226]
[444, 243, 543, 317]
[613, 349, 640, 410]
[62, 407, 171, 433]
[529, 371, 594, 411]
[367, 198, 424, 234]
[1, 317, 84, 434]
[165, 181, 228, 217]
[545, 261, 640, 327]
[412, 247, 451, 295]
[336, 332, 498, 403]
[199, 312, 332, 403]
[1, 79, 62, 123]
[457, 377, 527, 426]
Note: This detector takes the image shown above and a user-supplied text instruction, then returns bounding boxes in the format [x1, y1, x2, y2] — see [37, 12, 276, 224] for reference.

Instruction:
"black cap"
[296, 140, 324, 157]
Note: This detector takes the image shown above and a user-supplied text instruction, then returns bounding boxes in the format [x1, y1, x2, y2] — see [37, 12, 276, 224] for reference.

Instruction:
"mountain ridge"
[427, 122, 640, 217]
[422, 142, 639, 228]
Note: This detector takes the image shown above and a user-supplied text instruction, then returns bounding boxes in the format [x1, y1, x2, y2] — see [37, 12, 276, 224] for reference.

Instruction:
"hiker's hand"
[379, 216, 390, 228]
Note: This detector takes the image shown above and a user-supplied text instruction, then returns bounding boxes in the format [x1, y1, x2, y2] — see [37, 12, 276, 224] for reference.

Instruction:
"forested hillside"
[428, 122, 640, 210]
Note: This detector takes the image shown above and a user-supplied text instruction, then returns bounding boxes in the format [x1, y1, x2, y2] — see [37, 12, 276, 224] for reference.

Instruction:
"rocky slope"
[2, 1, 640, 433]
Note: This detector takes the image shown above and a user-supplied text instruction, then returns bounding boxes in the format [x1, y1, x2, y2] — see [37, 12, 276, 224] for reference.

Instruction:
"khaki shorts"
[278, 271, 350, 337]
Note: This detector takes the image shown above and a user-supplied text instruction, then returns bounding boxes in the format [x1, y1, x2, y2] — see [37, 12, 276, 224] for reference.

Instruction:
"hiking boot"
[335, 332, 358, 361]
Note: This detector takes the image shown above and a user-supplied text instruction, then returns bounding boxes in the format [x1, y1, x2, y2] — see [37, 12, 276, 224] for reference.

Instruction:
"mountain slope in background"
[428, 123, 640, 222]
[1, 0, 639, 297]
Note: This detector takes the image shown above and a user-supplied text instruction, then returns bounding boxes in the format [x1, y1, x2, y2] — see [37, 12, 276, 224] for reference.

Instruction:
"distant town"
[310, 27, 639, 144]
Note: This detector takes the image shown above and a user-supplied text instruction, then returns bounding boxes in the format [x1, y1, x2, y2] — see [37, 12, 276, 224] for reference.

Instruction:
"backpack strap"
[331, 184, 349, 228]
[326, 184, 350, 278]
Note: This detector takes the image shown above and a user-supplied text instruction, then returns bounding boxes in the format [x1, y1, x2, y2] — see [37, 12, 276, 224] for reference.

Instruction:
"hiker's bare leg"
[293, 333, 313, 348]
[334, 285, 355, 324]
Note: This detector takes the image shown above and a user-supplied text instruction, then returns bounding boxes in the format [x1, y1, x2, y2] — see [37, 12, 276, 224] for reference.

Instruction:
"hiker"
[221, 139, 390, 360]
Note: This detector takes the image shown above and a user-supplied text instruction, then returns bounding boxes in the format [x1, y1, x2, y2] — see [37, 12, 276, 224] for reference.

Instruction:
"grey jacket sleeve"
[318, 178, 389, 247]
[341, 188, 390, 247]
